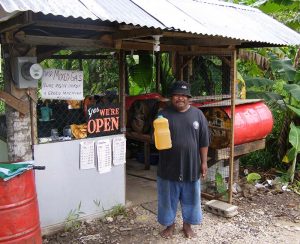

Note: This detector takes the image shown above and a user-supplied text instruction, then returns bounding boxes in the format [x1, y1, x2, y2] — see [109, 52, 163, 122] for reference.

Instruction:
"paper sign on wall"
[112, 136, 126, 166]
[96, 139, 112, 174]
[79, 141, 95, 170]
[41, 69, 84, 100]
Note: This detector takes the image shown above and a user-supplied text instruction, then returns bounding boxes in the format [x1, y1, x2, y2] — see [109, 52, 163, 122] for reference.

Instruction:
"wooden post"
[228, 49, 237, 203]
[155, 52, 161, 92]
[175, 53, 183, 80]
[119, 50, 126, 133]
[144, 142, 150, 170]
[221, 57, 231, 95]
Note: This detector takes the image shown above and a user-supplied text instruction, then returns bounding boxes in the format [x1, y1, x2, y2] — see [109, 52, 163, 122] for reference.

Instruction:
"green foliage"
[0, 75, 4, 114]
[285, 123, 300, 182]
[64, 202, 85, 231]
[215, 170, 227, 200]
[270, 58, 296, 81]
[105, 204, 127, 218]
[93, 199, 105, 212]
[231, 0, 300, 32]
[245, 77, 275, 90]
[160, 53, 175, 97]
[289, 179, 300, 195]
[246, 172, 261, 183]
[41, 50, 119, 97]
[240, 148, 278, 169]
[128, 54, 155, 95]
[191, 56, 223, 96]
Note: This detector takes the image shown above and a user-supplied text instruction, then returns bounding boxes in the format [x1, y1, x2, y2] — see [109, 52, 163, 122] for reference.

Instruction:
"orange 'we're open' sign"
[87, 104, 120, 137]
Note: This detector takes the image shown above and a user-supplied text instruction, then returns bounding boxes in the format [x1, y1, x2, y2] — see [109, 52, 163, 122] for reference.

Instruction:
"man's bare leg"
[182, 222, 196, 238]
[160, 223, 175, 238]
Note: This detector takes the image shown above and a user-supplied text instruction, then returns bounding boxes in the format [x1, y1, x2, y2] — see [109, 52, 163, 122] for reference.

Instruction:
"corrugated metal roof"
[133, 0, 300, 45]
[0, 0, 299, 46]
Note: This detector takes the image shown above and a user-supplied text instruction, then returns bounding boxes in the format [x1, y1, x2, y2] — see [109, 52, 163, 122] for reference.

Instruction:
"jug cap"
[157, 115, 163, 118]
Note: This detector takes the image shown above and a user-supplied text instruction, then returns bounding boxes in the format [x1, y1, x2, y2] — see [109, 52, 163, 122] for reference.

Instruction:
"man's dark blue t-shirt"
[157, 105, 209, 182]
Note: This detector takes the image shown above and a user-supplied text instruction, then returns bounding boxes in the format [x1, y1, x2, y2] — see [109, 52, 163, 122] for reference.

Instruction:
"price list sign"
[96, 139, 112, 174]
[112, 136, 126, 166]
[79, 141, 95, 170]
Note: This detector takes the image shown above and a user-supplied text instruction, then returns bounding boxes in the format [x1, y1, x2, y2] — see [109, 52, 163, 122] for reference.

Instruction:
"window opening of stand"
[36, 51, 119, 144]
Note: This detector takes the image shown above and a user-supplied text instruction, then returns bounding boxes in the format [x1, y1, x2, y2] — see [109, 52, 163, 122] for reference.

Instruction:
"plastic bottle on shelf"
[153, 115, 172, 150]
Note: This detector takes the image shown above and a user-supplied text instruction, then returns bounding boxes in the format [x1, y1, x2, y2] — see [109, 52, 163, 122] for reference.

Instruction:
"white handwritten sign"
[41, 69, 84, 100]
[96, 139, 112, 174]
[112, 136, 126, 166]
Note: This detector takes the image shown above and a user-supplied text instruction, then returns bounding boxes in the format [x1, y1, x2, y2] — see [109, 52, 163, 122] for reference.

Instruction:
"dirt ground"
[43, 187, 300, 244]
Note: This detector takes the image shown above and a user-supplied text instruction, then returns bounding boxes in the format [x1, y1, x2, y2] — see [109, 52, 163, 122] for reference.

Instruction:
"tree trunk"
[2, 44, 37, 162]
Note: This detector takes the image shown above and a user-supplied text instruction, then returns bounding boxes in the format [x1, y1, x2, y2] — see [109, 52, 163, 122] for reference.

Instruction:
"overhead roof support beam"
[14, 32, 113, 49]
[0, 12, 32, 33]
[33, 20, 116, 32]
[113, 28, 163, 40]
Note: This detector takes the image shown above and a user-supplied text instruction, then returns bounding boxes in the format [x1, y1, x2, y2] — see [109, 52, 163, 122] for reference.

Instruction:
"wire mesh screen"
[36, 56, 119, 143]
[125, 53, 236, 202]
[36, 100, 86, 142]
[190, 55, 233, 201]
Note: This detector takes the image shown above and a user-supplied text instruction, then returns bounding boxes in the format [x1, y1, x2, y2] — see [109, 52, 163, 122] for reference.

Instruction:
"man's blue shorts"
[157, 176, 202, 226]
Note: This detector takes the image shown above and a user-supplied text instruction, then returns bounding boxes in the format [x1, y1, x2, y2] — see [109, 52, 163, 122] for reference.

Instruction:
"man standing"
[156, 80, 209, 239]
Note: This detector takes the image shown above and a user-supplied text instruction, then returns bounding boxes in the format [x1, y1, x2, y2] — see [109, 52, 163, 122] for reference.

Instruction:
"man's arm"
[200, 147, 208, 178]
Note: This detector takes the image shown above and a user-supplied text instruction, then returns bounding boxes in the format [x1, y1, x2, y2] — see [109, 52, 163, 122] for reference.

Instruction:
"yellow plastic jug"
[153, 115, 172, 150]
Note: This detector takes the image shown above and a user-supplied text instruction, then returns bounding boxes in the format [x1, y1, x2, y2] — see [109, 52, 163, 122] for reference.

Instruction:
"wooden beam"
[164, 38, 241, 47]
[33, 20, 116, 32]
[121, 40, 188, 52]
[113, 28, 162, 40]
[49, 54, 113, 59]
[36, 46, 63, 62]
[163, 31, 205, 39]
[179, 47, 233, 56]
[14, 32, 113, 49]
[228, 49, 237, 204]
[0, 91, 29, 115]
[119, 50, 126, 133]
[155, 52, 161, 92]
[0, 12, 32, 33]
[208, 139, 265, 162]
[220, 56, 231, 67]
[180, 56, 195, 69]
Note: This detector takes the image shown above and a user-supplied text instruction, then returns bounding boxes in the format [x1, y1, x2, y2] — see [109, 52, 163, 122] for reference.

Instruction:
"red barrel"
[203, 101, 273, 148]
[125, 93, 162, 110]
[0, 169, 42, 244]
[225, 101, 273, 145]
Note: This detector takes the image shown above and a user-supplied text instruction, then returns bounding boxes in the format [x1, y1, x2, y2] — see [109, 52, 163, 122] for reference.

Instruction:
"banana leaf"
[289, 123, 300, 152]
[284, 84, 300, 100]
[271, 59, 296, 82]
[287, 105, 300, 117]
[245, 77, 275, 88]
[246, 91, 282, 101]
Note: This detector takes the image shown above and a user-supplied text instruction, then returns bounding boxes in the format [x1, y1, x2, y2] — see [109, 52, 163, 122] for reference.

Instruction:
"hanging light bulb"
[153, 35, 162, 52]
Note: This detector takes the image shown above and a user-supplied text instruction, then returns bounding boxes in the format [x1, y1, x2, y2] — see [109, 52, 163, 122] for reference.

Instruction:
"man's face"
[171, 94, 189, 112]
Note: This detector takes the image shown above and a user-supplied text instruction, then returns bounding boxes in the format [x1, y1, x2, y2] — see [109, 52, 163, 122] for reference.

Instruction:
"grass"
[105, 204, 127, 218]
